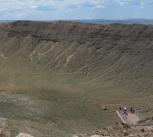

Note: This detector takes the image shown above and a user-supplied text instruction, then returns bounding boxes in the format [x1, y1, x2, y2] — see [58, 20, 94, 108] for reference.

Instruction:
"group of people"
[119, 106, 135, 119]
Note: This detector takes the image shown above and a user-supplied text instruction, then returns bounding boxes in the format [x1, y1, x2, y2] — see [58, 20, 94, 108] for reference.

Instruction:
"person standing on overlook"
[123, 107, 128, 118]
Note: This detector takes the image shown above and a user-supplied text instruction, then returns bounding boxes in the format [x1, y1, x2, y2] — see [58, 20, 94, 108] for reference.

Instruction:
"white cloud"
[0, 0, 153, 19]
[0, 0, 107, 12]
[114, 0, 134, 6]
[115, 0, 153, 6]
[0, 0, 153, 12]
[0, 0, 108, 19]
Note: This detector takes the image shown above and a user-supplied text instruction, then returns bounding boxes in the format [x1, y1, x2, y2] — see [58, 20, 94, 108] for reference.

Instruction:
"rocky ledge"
[74, 122, 153, 137]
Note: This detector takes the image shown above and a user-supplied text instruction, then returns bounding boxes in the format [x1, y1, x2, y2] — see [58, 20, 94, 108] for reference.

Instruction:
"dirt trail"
[127, 113, 140, 126]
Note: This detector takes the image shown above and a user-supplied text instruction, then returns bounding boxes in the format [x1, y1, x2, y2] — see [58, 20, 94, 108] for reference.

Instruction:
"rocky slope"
[0, 21, 153, 73]
[0, 21, 153, 92]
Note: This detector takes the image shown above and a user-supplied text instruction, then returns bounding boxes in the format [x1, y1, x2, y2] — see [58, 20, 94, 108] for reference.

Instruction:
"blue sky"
[0, 0, 153, 20]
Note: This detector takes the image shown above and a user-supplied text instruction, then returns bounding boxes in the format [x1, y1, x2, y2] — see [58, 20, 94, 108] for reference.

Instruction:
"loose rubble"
[0, 116, 153, 137]
[0, 117, 34, 137]
[73, 122, 153, 137]
[0, 117, 10, 137]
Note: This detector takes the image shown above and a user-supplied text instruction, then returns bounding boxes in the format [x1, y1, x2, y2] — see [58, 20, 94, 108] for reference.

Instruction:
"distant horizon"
[1, 18, 153, 25]
[1, 18, 153, 21]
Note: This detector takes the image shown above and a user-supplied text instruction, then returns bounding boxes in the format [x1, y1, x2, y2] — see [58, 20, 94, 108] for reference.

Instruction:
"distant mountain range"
[0, 20, 14, 23]
[1, 19, 153, 24]
[77, 19, 153, 24]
